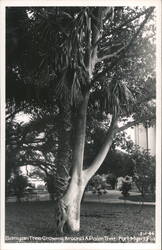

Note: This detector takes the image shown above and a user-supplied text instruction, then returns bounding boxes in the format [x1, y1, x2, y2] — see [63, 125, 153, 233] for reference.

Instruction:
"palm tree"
[49, 7, 154, 233]
[6, 6, 155, 233]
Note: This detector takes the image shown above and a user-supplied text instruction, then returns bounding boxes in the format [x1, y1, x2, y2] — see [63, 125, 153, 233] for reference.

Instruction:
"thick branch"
[83, 116, 118, 183]
[90, 8, 112, 77]
[23, 138, 45, 144]
[91, 7, 112, 47]
[92, 7, 153, 56]
[92, 7, 154, 83]
[117, 120, 139, 132]
[97, 45, 126, 62]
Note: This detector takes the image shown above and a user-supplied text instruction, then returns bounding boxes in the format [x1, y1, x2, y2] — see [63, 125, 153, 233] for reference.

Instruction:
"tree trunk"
[55, 98, 72, 198]
[71, 93, 89, 175]
[56, 173, 86, 233]
[55, 102, 118, 234]
[55, 93, 89, 233]
[55, 97, 118, 234]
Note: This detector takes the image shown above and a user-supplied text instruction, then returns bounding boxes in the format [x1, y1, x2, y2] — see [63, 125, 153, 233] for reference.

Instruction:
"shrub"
[120, 175, 133, 197]
[88, 174, 111, 195]
[130, 147, 155, 196]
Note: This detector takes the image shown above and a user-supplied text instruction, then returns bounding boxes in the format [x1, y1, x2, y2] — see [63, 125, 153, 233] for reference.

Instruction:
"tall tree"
[6, 6, 156, 233]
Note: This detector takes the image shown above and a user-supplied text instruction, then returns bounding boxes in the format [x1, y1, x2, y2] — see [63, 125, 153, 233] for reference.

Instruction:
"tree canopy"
[6, 7, 155, 114]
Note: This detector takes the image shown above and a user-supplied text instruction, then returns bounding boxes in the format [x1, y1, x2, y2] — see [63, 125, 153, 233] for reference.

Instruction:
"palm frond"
[89, 78, 134, 116]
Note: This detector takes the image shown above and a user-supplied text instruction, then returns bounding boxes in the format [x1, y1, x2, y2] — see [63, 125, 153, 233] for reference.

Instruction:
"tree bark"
[55, 93, 89, 233]
[55, 98, 74, 233]
[71, 93, 89, 176]
[55, 98, 72, 198]
[56, 173, 85, 233]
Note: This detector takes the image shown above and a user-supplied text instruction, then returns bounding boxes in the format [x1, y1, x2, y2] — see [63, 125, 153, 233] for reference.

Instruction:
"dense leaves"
[6, 7, 155, 112]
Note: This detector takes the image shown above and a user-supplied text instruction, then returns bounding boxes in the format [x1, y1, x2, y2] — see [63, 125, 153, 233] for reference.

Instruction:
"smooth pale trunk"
[58, 128, 115, 233]
[61, 172, 86, 231]
[64, 94, 89, 231]
[84, 121, 117, 183]
[56, 120, 116, 233]
[56, 93, 89, 233]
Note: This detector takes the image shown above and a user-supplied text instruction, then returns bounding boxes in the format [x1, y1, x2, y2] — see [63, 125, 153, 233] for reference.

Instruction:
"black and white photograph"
[0, 0, 161, 249]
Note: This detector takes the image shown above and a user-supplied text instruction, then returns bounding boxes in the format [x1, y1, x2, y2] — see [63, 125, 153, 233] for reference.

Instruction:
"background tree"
[128, 146, 155, 196]
[7, 173, 31, 202]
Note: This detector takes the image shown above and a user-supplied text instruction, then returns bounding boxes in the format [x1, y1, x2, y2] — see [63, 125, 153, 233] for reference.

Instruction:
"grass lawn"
[119, 194, 155, 202]
[5, 201, 155, 243]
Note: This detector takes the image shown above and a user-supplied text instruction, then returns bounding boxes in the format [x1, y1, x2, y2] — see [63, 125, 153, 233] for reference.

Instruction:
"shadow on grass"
[119, 194, 155, 202]
[5, 200, 155, 243]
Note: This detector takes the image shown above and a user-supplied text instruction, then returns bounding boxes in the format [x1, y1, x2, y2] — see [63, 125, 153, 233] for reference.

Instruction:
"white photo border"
[0, 0, 161, 249]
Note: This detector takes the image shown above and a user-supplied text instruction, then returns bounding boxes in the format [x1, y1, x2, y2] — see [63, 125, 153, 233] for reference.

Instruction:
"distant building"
[134, 124, 156, 156]
[126, 124, 156, 156]
[27, 176, 46, 190]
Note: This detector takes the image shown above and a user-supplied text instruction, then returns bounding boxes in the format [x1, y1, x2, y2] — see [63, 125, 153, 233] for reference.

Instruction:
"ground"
[5, 191, 155, 243]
